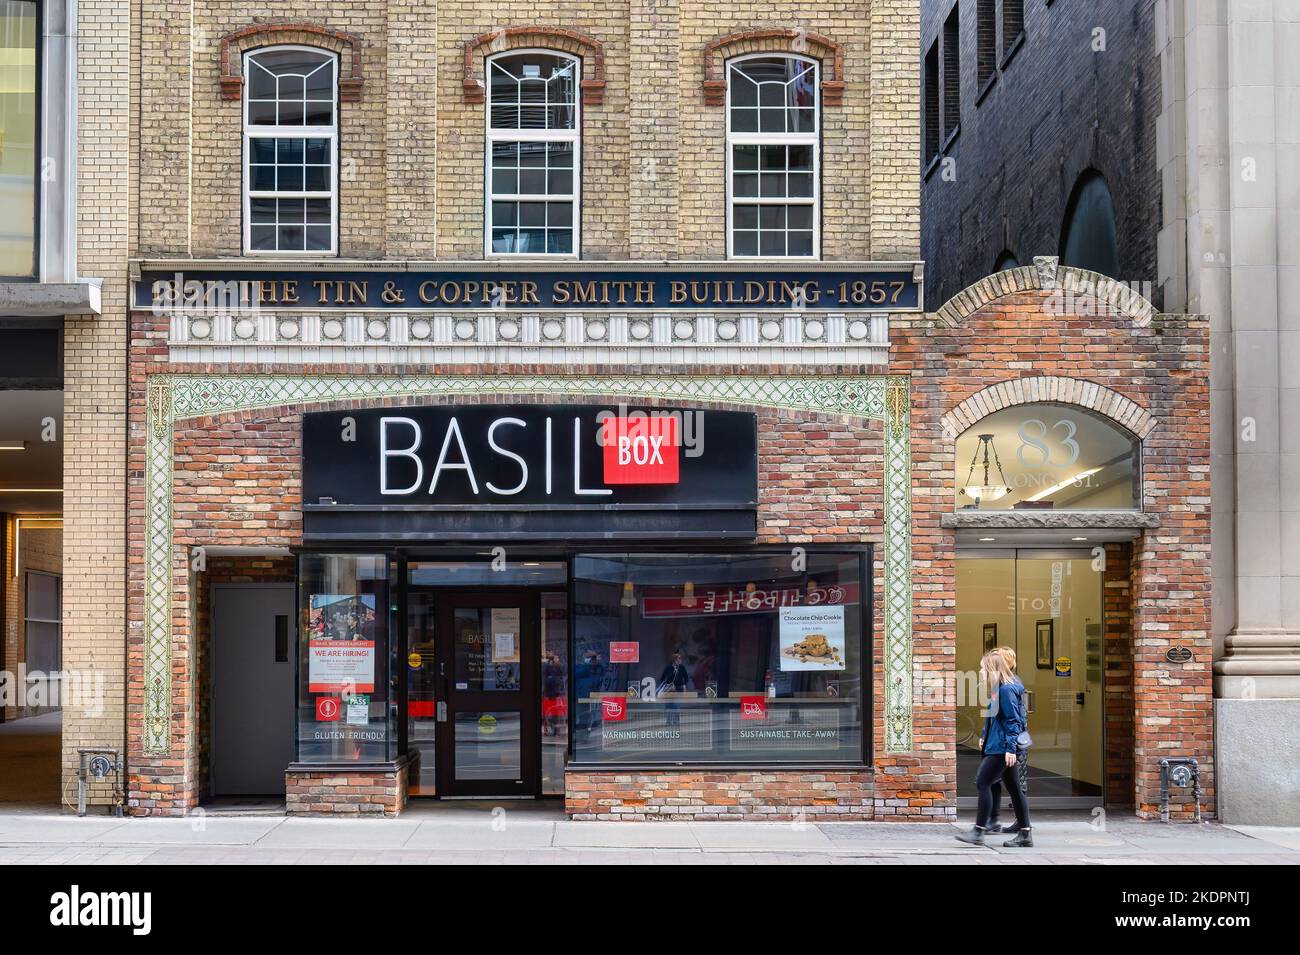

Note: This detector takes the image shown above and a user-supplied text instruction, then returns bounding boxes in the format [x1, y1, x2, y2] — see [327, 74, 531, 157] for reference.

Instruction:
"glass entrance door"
[435, 593, 540, 796]
[956, 550, 1104, 805]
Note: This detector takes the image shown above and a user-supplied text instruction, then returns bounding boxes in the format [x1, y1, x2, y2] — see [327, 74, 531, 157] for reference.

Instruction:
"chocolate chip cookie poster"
[778, 606, 846, 671]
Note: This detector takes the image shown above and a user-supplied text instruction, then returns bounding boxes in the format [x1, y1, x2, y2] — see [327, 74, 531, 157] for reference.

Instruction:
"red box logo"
[601, 696, 628, 722]
[740, 696, 767, 720]
[316, 696, 341, 722]
[601, 416, 680, 485]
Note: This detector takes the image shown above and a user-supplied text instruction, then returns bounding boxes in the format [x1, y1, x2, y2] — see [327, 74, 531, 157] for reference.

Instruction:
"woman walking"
[957, 647, 1033, 847]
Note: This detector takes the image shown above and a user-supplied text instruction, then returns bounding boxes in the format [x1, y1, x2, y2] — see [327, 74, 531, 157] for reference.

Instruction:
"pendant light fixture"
[960, 432, 1011, 506]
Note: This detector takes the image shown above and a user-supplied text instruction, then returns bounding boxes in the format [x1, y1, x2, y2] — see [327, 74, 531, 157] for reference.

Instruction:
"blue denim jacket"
[981, 678, 1027, 756]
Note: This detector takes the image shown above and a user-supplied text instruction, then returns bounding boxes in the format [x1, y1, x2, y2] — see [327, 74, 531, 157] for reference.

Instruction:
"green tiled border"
[142, 374, 914, 755]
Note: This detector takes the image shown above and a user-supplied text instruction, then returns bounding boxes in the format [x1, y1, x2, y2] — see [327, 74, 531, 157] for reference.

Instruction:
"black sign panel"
[135, 265, 921, 312]
[301, 404, 758, 541]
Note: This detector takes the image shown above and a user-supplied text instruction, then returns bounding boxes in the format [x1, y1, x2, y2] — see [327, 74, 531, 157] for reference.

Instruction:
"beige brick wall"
[138, 0, 918, 261]
[63, 0, 133, 806]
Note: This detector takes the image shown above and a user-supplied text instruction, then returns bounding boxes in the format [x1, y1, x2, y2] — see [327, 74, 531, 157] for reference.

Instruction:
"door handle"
[1076, 692, 1086, 707]
[436, 700, 447, 722]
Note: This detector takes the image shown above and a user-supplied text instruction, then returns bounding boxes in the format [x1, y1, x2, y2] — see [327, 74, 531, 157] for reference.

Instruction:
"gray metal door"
[212, 584, 295, 795]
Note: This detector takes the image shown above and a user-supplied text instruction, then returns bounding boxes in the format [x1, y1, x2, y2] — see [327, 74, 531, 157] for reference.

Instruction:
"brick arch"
[219, 21, 365, 102]
[461, 26, 606, 105]
[940, 375, 1156, 441]
[931, 256, 1157, 329]
[703, 28, 847, 106]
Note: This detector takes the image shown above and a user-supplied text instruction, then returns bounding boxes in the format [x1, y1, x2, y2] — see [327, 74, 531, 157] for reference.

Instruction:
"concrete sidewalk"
[0, 803, 1296, 864]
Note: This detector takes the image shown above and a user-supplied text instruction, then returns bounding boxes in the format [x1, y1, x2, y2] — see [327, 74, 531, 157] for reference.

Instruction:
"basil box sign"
[301, 405, 759, 541]
[136, 265, 921, 312]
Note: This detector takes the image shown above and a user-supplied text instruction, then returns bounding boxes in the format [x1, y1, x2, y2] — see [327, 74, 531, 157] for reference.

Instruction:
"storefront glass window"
[955, 403, 1140, 510]
[0, 0, 38, 277]
[296, 553, 396, 762]
[572, 552, 866, 764]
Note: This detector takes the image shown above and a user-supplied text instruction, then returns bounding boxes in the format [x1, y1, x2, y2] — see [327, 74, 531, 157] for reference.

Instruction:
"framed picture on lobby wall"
[982, 623, 997, 654]
[1035, 619, 1054, 669]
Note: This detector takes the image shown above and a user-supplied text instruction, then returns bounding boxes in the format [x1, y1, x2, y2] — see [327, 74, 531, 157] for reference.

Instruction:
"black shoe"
[985, 820, 1007, 834]
[1002, 828, 1033, 848]
[955, 826, 987, 846]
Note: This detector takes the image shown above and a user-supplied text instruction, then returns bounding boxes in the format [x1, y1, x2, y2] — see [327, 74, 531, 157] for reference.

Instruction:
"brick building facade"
[102, 1, 1213, 821]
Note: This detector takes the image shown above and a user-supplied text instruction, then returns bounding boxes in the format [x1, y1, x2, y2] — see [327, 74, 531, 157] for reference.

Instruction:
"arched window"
[993, 250, 1019, 271]
[243, 47, 337, 254]
[1060, 171, 1119, 278]
[726, 54, 819, 258]
[486, 50, 579, 256]
[955, 403, 1140, 511]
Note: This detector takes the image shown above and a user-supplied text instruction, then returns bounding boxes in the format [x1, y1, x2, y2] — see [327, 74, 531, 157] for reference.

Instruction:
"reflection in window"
[1060, 171, 1119, 279]
[572, 552, 865, 765]
[297, 553, 395, 762]
[727, 55, 819, 257]
[243, 47, 337, 254]
[487, 52, 579, 255]
[955, 403, 1140, 510]
[0, 0, 37, 276]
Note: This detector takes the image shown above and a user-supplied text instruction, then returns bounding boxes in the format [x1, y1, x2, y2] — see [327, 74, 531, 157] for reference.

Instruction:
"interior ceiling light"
[959, 433, 1011, 505]
[1026, 467, 1102, 502]
[0, 440, 28, 451]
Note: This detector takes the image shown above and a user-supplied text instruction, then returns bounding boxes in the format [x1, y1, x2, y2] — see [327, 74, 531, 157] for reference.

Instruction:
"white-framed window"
[485, 50, 580, 257]
[242, 46, 338, 254]
[726, 54, 820, 259]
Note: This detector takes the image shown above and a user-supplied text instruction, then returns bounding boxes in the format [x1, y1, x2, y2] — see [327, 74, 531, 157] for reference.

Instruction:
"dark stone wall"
[920, 0, 1160, 310]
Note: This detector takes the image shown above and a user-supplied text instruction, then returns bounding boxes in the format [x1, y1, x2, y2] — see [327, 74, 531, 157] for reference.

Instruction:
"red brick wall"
[1103, 542, 1135, 807]
[126, 279, 1210, 820]
[566, 770, 872, 820]
[285, 762, 409, 816]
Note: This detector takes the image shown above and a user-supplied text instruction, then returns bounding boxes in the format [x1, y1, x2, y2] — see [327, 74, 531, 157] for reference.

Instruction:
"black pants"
[989, 748, 1029, 820]
[976, 753, 1030, 830]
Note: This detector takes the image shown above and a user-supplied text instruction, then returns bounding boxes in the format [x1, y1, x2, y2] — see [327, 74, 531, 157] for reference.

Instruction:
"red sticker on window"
[740, 696, 767, 720]
[601, 416, 680, 485]
[609, 641, 640, 664]
[316, 696, 341, 722]
[601, 696, 628, 722]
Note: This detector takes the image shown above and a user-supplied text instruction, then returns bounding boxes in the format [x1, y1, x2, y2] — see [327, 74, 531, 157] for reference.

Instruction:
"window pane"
[248, 100, 277, 124]
[248, 63, 276, 100]
[490, 103, 518, 128]
[277, 139, 304, 164]
[760, 145, 787, 170]
[518, 143, 546, 167]
[250, 165, 276, 190]
[25, 573, 58, 621]
[305, 62, 334, 98]
[277, 165, 304, 192]
[788, 230, 813, 256]
[732, 144, 759, 170]
[792, 108, 817, 132]
[492, 228, 516, 253]
[250, 139, 276, 164]
[304, 100, 333, 126]
[305, 199, 331, 223]
[518, 228, 546, 252]
[954, 403, 1142, 510]
[730, 108, 758, 132]
[304, 165, 329, 191]
[279, 197, 305, 221]
[733, 173, 758, 197]
[759, 81, 785, 107]
[249, 198, 277, 223]
[546, 229, 573, 254]
[492, 168, 518, 194]
[760, 231, 785, 256]
[547, 168, 573, 194]
[730, 73, 757, 107]
[305, 225, 332, 251]
[547, 202, 573, 227]
[788, 172, 814, 198]
[760, 172, 786, 197]
[788, 205, 814, 230]
[277, 99, 305, 125]
[548, 142, 574, 167]
[733, 230, 758, 256]
[759, 206, 786, 230]
[492, 142, 518, 166]
[492, 201, 517, 227]
[279, 74, 305, 100]
[788, 144, 814, 170]
[759, 107, 785, 132]
[279, 224, 305, 249]
[519, 105, 547, 130]
[249, 225, 277, 250]
[572, 553, 865, 764]
[733, 205, 758, 230]
[297, 554, 396, 763]
[519, 202, 546, 226]
[519, 169, 546, 194]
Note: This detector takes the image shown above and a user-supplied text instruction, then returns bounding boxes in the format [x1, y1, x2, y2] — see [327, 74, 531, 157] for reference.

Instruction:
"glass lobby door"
[436, 593, 540, 796]
[955, 550, 1104, 804]
[406, 591, 438, 795]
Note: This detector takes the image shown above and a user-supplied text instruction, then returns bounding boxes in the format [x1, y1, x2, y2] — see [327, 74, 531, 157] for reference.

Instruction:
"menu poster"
[490, 608, 521, 663]
[778, 606, 846, 672]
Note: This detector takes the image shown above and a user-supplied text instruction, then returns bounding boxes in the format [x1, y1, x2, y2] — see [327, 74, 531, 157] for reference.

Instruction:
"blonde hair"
[994, 646, 1017, 670]
[980, 649, 1016, 694]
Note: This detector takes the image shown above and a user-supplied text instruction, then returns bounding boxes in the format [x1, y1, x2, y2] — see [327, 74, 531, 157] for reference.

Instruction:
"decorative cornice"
[161, 310, 891, 366]
[703, 28, 847, 106]
[929, 256, 1163, 329]
[941, 511, 1160, 530]
[940, 374, 1157, 441]
[462, 26, 606, 105]
[219, 21, 366, 102]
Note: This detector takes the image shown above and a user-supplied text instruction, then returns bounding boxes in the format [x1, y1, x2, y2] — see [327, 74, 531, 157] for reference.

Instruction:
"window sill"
[0, 280, 102, 317]
[1000, 31, 1025, 71]
[976, 71, 997, 106]
[942, 123, 961, 153]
